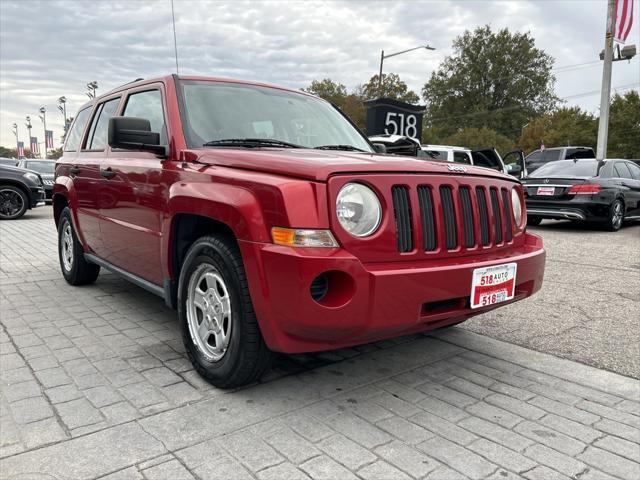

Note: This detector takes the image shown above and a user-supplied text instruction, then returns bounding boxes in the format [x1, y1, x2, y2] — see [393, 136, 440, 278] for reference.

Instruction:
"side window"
[453, 151, 471, 164]
[85, 98, 120, 151]
[542, 150, 562, 161]
[423, 150, 448, 160]
[64, 108, 91, 152]
[626, 162, 640, 180]
[616, 162, 633, 179]
[613, 164, 624, 178]
[526, 150, 543, 161]
[123, 90, 167, 144]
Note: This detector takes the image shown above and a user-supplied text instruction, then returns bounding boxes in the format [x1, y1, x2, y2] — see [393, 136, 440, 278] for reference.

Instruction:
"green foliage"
[441, 127, 516, 154]
[361, 73, 420, 103]
[303, 79, 348, 106]
[47, 147, 63, 160]
[422, 25, 558, 139]
[0, 146, 17, 158]
[519, 107, 597, 154]
[607, 91, 640, 159]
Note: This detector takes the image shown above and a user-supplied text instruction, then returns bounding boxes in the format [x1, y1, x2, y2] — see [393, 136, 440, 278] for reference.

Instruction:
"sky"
[0, 0, 638, 149]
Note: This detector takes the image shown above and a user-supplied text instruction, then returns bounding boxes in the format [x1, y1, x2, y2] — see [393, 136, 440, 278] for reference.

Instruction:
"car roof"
[420, 144, 471, 152]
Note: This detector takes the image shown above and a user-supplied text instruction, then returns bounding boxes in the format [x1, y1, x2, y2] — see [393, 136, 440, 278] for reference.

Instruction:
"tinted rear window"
[566, 148, 595, 159]
[530, 160, 599, 177]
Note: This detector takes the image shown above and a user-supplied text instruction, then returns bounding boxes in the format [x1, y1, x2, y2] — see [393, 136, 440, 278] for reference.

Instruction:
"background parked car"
[0, 164, 46, 220]
[0, 157, 18, 167]
[525, 146, 595, 174]
[522, 159, 640, 231]
[17, 159, 56, 203]
[368, 135, 526, 178]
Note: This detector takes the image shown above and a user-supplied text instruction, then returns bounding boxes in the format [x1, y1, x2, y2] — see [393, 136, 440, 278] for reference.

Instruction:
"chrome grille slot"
[489, 188, 503, 244]
[476, 187, 490, 246]
[439, 186, 458, 250]
[459, 187, 475, 248]
[417, 186, 437, 251]
[392, 186, 413, 252]
[501, 189, 513, 242]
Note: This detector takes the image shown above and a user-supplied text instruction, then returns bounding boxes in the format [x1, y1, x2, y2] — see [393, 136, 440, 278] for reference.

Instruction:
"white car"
[368, 135, 526, 179]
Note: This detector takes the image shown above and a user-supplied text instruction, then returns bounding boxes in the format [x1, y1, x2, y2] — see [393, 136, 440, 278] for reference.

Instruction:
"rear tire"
[58, 207, 100, 285]
[178, 235, 272, 388]
[527, 216, 542, 226]
[604, 199, 624, 232]
[0, 185, 28, 220]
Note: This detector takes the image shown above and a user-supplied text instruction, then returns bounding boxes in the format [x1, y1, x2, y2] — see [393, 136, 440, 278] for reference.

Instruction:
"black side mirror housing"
[507, 163, 523, 174]
[372, 143, 387, 154]
[108, 117, 166, 156]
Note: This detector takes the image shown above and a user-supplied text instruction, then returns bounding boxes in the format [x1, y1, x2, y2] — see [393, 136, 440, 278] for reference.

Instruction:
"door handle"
[70, 166, 81, 175]
[100, 167, 116, 179]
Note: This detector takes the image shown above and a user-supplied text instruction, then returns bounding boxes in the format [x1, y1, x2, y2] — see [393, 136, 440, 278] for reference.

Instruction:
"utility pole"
[39, 107, 47, 158]
[596, 0, 615, 160]
[25, 116, 32, 158]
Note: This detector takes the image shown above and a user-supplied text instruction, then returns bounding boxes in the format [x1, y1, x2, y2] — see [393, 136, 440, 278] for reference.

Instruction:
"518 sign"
[384, 112, 418, 139]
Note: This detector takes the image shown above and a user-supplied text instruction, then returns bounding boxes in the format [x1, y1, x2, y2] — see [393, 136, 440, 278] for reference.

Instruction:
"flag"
[30, 137, 39, 155]
[614, 0, 634, 43]
[540, 140, 545, 152]
[17, 141, 24, 157]
[45, 130, 54, 148]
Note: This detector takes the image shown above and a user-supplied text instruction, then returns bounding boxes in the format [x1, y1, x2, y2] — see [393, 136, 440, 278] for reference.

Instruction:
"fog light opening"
[309, 270, 355, 308]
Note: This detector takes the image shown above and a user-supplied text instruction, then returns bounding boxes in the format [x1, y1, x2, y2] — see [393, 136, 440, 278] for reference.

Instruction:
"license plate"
[536, 186, 555, 196]
[470, 263, 517, 309]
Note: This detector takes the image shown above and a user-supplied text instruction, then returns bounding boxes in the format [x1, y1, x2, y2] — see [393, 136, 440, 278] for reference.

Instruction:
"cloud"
[1, 0, 638, 148]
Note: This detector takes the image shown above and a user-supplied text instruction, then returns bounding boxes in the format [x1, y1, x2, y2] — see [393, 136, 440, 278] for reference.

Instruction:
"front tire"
[604, 199, 624, 232]
[0, 185, 28, 220]
[178, 235, 272, 388]
[58, 207, 100, 285]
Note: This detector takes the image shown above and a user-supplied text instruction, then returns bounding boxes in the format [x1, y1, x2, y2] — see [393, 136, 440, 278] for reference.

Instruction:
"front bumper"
[29, 187, 46, 208]
[240, 232, 545, 353]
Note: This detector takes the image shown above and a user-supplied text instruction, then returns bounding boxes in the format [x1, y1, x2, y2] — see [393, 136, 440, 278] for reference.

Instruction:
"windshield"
[530, 160, 599, 178]
[24, 161, 55, 174]
[179, 81, 372, 152]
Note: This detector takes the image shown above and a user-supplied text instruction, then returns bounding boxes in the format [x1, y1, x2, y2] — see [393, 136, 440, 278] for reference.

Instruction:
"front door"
[99, 87, 169, 285]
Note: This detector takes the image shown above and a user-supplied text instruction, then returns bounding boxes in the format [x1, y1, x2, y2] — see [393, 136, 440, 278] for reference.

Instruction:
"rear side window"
[627, 162, 640, 180]
[85, 98, 121, 151]
[422, 150, 448, 160]
[526, 150, 543, 161]
[566, 148, 595, 159]
[64, 108, 91, 152]
[123, 90, 167, 144]
[453, 151, 471, 164]
[542, 149, 562, 161]
[615, 162, 633, 179]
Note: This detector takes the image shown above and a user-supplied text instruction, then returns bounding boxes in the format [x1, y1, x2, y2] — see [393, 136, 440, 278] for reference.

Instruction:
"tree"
[303, 79, 367, 130]
[47, 147, 63, 160]
[361, 73, 420, 103]
[441, 127, 516, 154]
[422, 25, 558, 139]
[519, 107, 597, 154]
[607, 90, 640, 159]
[0, 146, 17, 158]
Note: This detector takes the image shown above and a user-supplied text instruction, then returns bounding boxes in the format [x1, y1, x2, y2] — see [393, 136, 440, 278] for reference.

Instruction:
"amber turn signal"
[271, 227, 338, 247]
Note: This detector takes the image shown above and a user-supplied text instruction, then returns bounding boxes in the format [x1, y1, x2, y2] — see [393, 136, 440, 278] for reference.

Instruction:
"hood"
[191, 148, 514, 182]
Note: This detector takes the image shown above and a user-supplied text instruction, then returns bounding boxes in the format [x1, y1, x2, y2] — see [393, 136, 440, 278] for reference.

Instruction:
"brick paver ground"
[1, 208, 639, 479]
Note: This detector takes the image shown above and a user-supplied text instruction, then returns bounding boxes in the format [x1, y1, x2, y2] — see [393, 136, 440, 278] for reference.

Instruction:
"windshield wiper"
[314, 144, 368, 152]
[203, 138, 303, 148]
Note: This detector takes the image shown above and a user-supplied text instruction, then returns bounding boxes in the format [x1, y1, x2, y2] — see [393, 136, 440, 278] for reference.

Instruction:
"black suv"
[525, 146, 595, 174]
[0, 164, 45, 219]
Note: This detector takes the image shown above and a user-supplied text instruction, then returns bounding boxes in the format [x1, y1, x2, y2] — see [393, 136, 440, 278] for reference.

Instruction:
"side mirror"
[108, 117, 166, 156]
[507, 163, 522, 174]
[372, 143, 387, 154]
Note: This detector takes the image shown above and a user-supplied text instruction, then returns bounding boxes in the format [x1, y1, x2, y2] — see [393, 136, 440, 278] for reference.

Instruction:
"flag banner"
[540, 140, 545, 152]
[614, 0, 634, 43]
[17, 141, 24, 157]
[30, 137, 39, 155]
[45, 130, 54, 148]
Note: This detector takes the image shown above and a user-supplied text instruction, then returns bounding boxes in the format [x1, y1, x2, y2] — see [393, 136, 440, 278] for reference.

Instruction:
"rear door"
[99, 86, 169, 285]
[502, 150, 526, 179]
[616, 161, 640, 217]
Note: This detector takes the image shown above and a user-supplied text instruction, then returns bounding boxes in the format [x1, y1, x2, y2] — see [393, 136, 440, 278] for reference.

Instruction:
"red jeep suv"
[53, 75, 545, 387]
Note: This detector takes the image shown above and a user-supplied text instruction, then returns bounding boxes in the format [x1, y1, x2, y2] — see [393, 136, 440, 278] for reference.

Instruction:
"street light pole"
[377, 44, 435, 95]
[11, 123, 19, 154]
[25, 116, 32, 158]
[58, 96, 68, 133]
[39, 107, 47, 158]
[596, 0, 615, 160]
[86, 81, 98, 99]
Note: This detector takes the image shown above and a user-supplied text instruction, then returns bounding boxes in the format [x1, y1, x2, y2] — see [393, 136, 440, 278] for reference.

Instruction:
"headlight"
[23, 172, 40, 184]
[336, 183, 382, 237]
[511, 188, 523, 226]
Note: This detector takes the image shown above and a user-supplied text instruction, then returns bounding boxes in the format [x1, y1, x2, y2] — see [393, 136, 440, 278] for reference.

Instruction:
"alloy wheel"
[0, 188, 24, 219]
